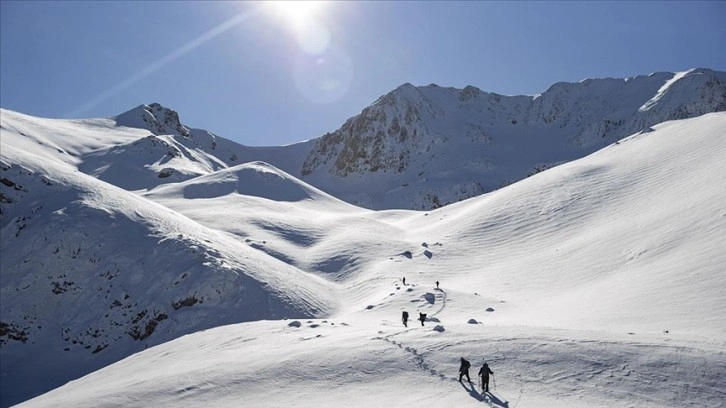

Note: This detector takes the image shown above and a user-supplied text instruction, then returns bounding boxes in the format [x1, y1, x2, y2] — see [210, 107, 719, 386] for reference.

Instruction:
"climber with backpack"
[459, 357, 472, 382]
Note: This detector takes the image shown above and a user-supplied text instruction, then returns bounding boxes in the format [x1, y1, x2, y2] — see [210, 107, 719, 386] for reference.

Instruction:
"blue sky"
[1, 1, 724, 146]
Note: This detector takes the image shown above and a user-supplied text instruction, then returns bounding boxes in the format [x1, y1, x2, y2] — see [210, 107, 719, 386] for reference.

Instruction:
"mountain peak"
[372, 83, 422, 106]
[113, 103, 191, 138]
[459, 85, 483, 102]
[394, 82, 417, 92]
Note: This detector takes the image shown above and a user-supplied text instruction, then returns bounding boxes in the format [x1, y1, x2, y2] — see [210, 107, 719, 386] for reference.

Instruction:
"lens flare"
[293, 16, 330, 55]
[266, 1, 349, 104]
[293, 46, 353, 104]
[65, 8, 258, 118]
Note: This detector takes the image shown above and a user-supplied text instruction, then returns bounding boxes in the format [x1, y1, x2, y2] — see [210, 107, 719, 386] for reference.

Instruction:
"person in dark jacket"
[402, 311, 409, 327]
[478, 362, 494, 392]
[459, 357, 471, 382]
[418, 312, 427, 326]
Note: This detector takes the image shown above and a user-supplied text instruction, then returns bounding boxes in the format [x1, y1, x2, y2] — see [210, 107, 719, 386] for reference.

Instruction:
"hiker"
[402, 311, 409, 327]
[419, 312, 427, 326]
[459, 357, 471, 382]
[478, 362, 494, 392]
[436, 280, 440, 289]
[402, 277, 406, 285]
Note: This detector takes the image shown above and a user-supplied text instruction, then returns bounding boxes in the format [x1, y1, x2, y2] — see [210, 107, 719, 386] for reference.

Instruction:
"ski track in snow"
[373, 334, 449, 381]
[372, 328, 516, 408]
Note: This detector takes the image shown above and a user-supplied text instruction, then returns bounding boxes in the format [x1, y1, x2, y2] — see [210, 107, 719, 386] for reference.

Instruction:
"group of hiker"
[400, 277, 438, 327]
[401, 310, 425, 327]
[398, 277, 497, 394]
[401, 277, 438, 290]
[460, 357, 495, 393]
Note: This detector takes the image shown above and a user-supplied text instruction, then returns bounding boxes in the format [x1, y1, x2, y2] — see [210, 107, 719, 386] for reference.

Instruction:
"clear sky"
[1, 1, 724, 146]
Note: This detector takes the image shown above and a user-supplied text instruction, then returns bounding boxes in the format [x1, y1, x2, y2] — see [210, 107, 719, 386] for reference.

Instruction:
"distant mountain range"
[99, 68, 726, 210]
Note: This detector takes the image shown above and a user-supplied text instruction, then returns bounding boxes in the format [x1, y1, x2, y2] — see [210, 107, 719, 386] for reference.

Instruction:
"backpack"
[420, 313, 427, 320]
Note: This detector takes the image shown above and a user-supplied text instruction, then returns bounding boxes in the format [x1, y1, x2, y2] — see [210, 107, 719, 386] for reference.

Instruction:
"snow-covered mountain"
[109, 69, 726, 211]
[10, 69, 723, 211]
[3, 111, 725, 407]
[1, 69, 726, 406]
[301, 68, 726, 209]
[81, 103, 314, 192]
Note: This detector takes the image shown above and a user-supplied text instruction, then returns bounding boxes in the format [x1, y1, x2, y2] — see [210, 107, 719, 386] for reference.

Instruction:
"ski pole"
[492, 375, 496, 390]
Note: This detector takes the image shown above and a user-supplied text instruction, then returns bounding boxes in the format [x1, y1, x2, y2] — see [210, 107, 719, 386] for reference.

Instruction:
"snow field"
[18, 280, 726, 408]
[2, 109, 725, 407]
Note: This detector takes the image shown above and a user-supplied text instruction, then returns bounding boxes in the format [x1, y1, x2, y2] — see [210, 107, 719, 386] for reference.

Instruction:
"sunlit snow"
[1, 92, 726, 406]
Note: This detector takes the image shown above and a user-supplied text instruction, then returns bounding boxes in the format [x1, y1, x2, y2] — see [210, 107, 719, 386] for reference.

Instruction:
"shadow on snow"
[460, 380, 509, 407]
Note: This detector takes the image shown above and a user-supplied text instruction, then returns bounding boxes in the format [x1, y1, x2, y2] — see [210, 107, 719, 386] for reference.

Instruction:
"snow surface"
[2, 106, 725, 407]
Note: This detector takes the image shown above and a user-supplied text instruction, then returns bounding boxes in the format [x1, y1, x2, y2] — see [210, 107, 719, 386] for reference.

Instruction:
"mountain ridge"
[300, 68, 725, 209]
[4, 68, 723, 210]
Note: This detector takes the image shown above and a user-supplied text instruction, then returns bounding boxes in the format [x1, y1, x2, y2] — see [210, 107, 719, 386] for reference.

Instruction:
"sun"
[265, 0, 332, 55]
[267, 1, 325, 27]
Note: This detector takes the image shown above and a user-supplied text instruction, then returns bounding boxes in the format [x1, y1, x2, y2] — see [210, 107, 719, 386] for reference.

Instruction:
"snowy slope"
[0, 124, 339, 406]
[112, 103, 315, 188]
[10, 113, 724, 407]
[135, 112, 726, 338]
[0, 105, 313, 194]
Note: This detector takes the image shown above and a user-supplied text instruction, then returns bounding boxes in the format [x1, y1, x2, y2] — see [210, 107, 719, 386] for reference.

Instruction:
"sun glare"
[269, 1, 324, 27]
[264, 0, 350, 104]
[266, 0, 331, 56]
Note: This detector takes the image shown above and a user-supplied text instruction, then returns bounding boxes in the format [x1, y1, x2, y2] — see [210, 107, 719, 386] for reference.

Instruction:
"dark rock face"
[140, 103, 191, 138]
[114, 103, 191, 138]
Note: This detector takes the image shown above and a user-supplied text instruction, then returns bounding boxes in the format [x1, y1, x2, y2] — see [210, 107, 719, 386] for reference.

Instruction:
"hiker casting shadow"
[478, 362, 494, 393]
[459, 357, 471, 382]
